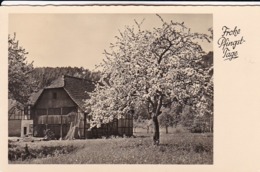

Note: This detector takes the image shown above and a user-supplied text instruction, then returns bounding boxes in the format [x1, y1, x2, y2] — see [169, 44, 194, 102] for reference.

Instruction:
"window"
[24, 127, 27, 135]
[53, 92, 57, 99]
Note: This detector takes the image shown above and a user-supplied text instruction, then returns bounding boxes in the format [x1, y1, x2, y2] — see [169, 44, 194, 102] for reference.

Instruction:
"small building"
[28, 75, 133, 139]
[8, 99, 33, 137]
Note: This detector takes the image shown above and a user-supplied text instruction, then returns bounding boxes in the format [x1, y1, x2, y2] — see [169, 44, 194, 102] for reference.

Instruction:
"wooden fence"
[87, 114, 133, 138]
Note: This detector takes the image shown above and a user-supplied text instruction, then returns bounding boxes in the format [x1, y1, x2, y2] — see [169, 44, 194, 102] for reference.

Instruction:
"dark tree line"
[29, 67, 101, 90]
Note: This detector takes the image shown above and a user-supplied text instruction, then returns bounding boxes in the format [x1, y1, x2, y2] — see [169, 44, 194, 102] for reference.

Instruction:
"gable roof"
[28, 89, 44, 106]
[29, 75, 96, 111]
[63, 75, 95, 110]
[8, 99, 24, 112]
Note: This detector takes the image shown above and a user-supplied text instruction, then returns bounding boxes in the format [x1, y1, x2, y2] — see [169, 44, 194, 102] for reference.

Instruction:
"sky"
[9, 14, 212, 71]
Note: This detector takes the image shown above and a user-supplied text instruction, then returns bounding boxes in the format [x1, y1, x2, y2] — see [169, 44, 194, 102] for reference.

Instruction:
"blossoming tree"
[85, 16, 212, 144]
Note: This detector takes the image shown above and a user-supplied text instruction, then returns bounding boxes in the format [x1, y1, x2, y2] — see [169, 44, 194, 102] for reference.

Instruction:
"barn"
[28, 75, 133, 139]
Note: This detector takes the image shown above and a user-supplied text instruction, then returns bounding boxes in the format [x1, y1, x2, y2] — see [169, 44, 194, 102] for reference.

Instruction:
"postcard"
[0, 4, 260, 172]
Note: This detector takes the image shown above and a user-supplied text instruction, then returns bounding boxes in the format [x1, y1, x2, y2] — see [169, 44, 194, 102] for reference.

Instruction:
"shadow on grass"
[135, 135, 150, 138]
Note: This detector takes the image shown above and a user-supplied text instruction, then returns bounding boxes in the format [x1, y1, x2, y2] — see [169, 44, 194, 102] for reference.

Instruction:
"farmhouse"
[27, 75, 133, 139]
[8, 99, 33, 137]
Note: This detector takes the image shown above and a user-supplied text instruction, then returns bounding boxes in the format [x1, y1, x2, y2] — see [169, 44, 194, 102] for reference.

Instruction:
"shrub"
[8, 143, 76, 161]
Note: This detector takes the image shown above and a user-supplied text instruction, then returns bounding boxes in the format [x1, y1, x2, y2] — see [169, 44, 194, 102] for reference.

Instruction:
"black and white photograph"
[8, 13, 213, 164]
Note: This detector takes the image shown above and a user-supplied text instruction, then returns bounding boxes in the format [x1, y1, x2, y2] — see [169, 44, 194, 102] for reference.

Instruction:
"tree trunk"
[166, 126, 168, 134]
[152, 115, 160, 145]
[149, 94, 163, 145]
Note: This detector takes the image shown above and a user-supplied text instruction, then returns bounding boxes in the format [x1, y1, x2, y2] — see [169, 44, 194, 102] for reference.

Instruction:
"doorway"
[23, 127, 27, 135]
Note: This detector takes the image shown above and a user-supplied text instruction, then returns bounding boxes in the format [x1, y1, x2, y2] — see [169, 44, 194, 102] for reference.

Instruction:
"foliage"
[85, 15, 213, 140]
[184, 52, 213, 132]
[8, 140, 76, 161]
[43, 129, 56, 140]
[158, 102, 182, 133]
[133, 116, 145, 130]
[8, 34, 37, 104]
[29, 67, 101, 90]
[133, 117, 154, 133]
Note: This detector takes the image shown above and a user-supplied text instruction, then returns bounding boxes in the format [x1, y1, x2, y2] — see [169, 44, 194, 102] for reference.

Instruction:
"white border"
[2, 1, 260, 6]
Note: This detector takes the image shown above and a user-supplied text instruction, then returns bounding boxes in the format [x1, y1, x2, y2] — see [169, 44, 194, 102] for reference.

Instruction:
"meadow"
[8, 128, 213, 164]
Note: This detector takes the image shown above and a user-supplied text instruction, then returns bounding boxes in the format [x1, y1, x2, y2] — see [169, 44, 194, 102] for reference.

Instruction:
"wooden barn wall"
[34, 124, 71, 138]
[34, 112, 85, 138]
[33, 115, 133, 139]
[118, 115, 133, 136]
[31, 88, 80, 138]
[34, 88, 76, 109]
[8, 120, 21, 137]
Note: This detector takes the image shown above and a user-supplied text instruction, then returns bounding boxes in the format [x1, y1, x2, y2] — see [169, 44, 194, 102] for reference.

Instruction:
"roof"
[46, 76, 64, 88]
[29, 75, 96, 111]
[62, 75, 95, 110]
[28, 89, 44, 105]
[8, 99, 24, 113]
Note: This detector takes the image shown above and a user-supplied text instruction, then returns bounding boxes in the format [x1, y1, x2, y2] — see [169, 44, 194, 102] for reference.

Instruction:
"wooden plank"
[84, 113, 86, 139]
[60, 108, 63, 139]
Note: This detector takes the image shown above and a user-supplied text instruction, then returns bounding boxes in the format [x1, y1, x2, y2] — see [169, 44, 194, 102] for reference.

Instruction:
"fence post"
[84, 113, 86, 139]
[33, 109, 37, 137]
[60, 108, 63, 139]
[46, 108, 48, 130]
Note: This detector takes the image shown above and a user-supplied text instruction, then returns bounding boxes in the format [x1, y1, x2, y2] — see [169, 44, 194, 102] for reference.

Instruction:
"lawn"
[8, 129, 213, 164]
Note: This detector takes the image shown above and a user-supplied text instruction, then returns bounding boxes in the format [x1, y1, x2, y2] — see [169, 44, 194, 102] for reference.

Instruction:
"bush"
[8, 143, 76, 161]
[44, 129, 56, 140]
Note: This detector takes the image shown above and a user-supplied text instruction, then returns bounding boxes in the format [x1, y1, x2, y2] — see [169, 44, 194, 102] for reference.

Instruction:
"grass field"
[8, 128, 213, 164]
